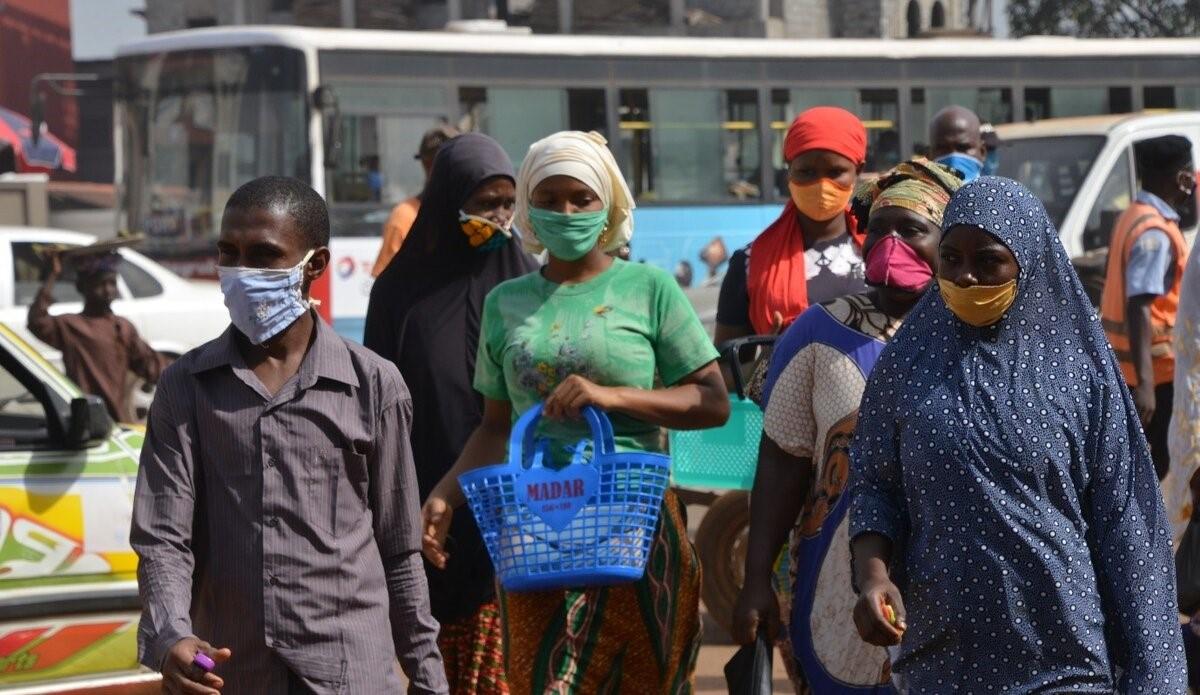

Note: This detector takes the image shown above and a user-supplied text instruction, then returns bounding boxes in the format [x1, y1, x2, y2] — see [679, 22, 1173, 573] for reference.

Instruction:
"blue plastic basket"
[668, 395, 763, 490]
[668, 335, 774, 491]
[458, 404, 671, 592]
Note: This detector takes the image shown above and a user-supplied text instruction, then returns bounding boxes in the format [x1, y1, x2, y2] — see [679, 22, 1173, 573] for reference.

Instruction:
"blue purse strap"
[509, 403, 618, 470]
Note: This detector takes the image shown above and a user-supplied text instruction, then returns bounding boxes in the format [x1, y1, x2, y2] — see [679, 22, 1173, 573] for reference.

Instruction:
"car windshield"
[994, 135, 1105, 231]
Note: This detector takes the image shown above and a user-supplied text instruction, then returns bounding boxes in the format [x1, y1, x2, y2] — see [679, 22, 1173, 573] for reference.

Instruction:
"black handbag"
[724, 631, 773, 695]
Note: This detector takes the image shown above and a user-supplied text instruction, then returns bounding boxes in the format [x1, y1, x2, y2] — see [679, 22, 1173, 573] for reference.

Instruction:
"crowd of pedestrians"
[88, 99, 1200, 694]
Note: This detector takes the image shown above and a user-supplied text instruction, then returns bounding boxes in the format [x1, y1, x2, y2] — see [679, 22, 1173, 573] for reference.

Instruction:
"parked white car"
[0, 227, 229, 417]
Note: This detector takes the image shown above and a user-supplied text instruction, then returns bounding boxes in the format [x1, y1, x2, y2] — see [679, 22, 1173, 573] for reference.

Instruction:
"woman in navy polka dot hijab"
[847, 176, 1186, 692]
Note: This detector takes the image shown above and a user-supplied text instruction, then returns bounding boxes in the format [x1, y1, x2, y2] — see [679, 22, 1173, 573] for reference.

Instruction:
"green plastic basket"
[669, 335, 774, 491]
[669, 396, 763, 490]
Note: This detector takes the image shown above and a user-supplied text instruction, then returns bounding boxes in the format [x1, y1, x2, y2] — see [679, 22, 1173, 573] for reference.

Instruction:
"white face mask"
[217, 250, 314, 345]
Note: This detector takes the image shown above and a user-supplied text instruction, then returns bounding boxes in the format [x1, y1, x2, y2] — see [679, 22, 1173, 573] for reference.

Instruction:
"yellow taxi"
[0, 324, 155, 694]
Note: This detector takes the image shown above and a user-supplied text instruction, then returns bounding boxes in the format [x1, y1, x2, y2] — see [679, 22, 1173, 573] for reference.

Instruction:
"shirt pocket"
[307, 448, 369, 537]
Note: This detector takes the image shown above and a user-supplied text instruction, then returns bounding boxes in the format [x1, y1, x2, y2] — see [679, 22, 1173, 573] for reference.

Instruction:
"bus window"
[908, 87, 1013, 155]
[861, 89, 901, 173]
[1023, 87, 1132, 120]
[325, 83, 448, 211]
[617, 88, 762, 203]
[460, 87, 607, 169]
[1083, 147, 1134, 252]
[1144, 86, 1200, 111]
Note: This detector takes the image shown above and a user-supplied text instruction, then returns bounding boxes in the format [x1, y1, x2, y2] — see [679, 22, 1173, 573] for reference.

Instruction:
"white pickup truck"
[995, 111, 1200, 303]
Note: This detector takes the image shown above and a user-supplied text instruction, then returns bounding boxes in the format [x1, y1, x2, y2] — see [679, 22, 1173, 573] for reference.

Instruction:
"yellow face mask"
[788, 178, 854, 222]
[939, 278, 1017, 327]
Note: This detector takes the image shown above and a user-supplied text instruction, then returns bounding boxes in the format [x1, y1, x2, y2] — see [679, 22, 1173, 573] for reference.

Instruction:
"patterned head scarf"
[515, 130, 635, 255]
[852, 157, 962, 229]
[850, 177, 1180, 687]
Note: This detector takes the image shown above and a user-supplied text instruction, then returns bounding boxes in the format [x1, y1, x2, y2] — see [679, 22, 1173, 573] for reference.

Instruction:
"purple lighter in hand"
[193, 652, 215, 672]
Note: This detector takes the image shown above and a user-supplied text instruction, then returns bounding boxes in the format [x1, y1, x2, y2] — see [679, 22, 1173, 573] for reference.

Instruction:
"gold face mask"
[788, 178, 854, 222]
[938, 278, 1017, 327]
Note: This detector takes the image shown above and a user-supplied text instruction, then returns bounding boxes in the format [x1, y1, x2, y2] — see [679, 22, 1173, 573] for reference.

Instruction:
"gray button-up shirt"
[131, 318, 447, 694]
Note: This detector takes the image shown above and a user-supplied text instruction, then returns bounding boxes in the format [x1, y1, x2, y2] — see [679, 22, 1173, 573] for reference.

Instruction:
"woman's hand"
[543, 375, 619, 420]
[731, 577, 781, 645]
[1134, 381, 1156, 427]
[421, 495, 454, 569]
[853, 576, 907, 646]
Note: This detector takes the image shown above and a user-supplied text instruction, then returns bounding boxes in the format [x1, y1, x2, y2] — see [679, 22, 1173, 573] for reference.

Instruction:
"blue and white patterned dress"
[849, 176, 1186, 692]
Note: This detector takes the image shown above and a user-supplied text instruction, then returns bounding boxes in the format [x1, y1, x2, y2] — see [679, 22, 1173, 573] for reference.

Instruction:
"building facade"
[0, 0, 76, 149]
[142, 0, 994, 38]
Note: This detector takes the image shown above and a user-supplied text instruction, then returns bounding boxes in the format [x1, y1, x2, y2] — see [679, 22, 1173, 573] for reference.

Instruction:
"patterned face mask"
[459, 210, 513, 252]
[217, 250, 314, 345]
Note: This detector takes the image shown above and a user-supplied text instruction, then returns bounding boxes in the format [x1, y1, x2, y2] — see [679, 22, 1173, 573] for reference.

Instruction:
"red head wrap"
[783, 106, 867, 165]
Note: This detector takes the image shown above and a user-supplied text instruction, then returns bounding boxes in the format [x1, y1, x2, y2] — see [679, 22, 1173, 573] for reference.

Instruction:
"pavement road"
[695, 643, 795, 694]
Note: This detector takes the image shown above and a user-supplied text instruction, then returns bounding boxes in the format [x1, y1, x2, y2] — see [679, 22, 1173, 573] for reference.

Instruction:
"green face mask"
[528, 207, 609, 261]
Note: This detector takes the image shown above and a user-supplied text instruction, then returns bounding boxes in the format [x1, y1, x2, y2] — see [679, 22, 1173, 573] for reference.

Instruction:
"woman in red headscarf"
[715, 107, 869, 344]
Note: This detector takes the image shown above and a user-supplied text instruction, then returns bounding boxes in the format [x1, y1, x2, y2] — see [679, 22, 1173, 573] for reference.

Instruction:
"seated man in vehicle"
[27, 250, 164, 421]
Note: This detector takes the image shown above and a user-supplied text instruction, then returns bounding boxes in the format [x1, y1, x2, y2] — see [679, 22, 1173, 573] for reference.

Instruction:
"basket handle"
[580, 405, 616, 456]
[509, 403, 618, 469]
[718, 335, 777, 399]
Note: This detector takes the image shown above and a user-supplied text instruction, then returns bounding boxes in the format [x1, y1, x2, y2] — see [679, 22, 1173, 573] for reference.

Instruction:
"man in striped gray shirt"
[131, 177, 448, 694]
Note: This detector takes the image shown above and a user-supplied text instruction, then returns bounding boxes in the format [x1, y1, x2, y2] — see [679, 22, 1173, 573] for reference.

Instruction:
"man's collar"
[300, 315, 360, 389]
[1136, 190, 1182, 222]
[189, 316, 360, 389]
[189, 326, 239, 374]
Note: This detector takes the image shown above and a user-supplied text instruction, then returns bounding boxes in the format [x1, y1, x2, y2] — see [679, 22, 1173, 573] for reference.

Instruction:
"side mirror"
[67, 396, 113, 446]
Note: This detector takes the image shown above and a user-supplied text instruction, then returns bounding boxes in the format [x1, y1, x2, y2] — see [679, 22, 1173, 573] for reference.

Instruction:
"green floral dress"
[474, 258, 718, 693]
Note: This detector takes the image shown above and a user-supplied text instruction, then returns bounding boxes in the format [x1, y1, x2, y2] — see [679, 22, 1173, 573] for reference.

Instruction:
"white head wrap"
[514, 131, 635, 255]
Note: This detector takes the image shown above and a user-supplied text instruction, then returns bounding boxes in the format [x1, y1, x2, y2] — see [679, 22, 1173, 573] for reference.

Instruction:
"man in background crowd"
[928, 105, 985, 182]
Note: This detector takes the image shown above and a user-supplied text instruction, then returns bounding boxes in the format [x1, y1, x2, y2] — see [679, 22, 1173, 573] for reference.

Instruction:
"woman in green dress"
[421, 130, 729, 693]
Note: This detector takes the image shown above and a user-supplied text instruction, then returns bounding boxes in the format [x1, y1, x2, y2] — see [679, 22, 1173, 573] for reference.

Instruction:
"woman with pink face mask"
[731, 158, 961, 693]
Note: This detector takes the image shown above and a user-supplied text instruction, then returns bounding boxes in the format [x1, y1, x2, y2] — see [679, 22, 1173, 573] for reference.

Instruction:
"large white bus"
[113, 27, 1200, 337]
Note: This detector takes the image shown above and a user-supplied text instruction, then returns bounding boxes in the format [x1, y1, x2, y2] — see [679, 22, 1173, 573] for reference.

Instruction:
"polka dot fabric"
[848, 176, 1186, 692]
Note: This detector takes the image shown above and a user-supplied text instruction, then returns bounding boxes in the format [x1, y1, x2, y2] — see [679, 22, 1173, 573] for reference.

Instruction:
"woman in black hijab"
[364, 132, 537, 694]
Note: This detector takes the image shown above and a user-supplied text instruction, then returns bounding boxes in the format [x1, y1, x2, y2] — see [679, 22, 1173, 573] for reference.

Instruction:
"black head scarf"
[363, 133, 537, 622]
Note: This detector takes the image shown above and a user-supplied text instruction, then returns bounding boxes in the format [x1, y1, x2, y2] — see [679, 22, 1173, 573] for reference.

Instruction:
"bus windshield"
[994, 135, 1105, 230]
[117, 45, 309, 274]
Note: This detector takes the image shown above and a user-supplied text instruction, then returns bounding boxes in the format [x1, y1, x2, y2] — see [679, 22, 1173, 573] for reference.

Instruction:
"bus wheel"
[696, 490, 749, 640]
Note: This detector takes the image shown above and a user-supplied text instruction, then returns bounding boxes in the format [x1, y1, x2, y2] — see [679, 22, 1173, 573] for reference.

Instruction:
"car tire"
[695, 489, 749, 640]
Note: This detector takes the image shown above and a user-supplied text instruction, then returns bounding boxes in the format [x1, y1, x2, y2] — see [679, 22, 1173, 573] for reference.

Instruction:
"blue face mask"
[936, 152, 984, 183]
[217, 250, 314, 345]
[982, 149, 1000, 176]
